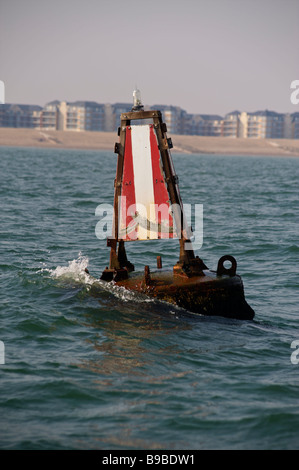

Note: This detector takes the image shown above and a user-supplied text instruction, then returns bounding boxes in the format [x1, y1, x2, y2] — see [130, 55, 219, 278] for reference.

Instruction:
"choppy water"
[0, 146, 298, 450]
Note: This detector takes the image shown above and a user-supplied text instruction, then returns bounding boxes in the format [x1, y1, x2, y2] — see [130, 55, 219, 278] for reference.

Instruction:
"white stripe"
[131, 125, 155, 239]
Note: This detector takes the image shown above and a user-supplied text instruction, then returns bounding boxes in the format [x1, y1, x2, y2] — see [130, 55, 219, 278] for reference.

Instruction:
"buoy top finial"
[132, 88, 143, 111]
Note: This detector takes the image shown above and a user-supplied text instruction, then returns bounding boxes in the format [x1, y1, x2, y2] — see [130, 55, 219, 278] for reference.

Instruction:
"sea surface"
[0, 146, 298, 450]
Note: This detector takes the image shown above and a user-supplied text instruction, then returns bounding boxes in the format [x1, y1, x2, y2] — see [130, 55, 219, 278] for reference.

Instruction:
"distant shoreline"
[1, 127, 299, 157]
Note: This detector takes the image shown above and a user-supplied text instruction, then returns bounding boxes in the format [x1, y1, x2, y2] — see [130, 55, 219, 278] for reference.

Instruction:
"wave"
[39, 252, 155, 305]
[39, 252, 92, 285]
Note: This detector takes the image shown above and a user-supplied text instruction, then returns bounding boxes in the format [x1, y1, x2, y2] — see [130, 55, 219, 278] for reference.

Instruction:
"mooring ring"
[217, 255, 237, 277]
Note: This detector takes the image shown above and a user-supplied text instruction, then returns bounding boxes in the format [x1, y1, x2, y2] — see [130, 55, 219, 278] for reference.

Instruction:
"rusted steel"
[121, 110, 161, 121]
[144, 265, 151, 286]
[111, 267, 254, 320]
[152, 113, 195, 265]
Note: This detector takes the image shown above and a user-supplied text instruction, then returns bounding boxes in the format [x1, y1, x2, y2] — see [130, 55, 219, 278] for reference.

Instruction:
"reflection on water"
[78, 301, 192, 376]
[46, 251, 195, 378]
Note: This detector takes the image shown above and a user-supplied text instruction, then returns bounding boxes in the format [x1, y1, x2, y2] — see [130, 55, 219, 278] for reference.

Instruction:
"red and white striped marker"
[118, 125, 174, 241]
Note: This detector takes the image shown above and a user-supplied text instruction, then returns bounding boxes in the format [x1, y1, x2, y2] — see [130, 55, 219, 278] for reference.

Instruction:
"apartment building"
[292, 113, 299, 139]
[40, 101, 59, 129]
[222, 111, 240, 137]
[1, 100, 298, 138]
[40, 100, 107, 131]
[247, 110, 284, 138]
[151, 105, 186, 135]
[222, 110, 286, 138]
[0, 103, 42, 128]
[112, 103, 133, 131]
[185, 114, 223, 136]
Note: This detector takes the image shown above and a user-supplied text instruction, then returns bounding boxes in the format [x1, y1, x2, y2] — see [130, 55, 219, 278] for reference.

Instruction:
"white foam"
[40, 252, 93, 285]
[39, 252, 155, 303]
[106, 282, 154, 303]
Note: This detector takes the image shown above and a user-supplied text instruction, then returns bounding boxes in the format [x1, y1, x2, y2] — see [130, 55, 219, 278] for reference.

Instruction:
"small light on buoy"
[132, 88, 143, 111]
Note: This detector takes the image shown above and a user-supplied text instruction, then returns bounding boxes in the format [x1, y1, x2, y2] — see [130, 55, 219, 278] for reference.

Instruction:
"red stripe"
[149, 126, 174, 238]
[121, 126, 137, 240]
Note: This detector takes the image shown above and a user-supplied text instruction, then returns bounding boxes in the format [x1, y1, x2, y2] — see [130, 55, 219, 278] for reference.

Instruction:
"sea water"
[0, 146, 298, 450]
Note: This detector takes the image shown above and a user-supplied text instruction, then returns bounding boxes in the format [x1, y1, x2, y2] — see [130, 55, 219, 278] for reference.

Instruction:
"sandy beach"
[1, 127, 299, 156]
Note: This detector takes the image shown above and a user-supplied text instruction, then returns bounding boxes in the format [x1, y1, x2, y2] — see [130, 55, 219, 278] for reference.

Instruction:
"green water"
[0, 146, 298, 449]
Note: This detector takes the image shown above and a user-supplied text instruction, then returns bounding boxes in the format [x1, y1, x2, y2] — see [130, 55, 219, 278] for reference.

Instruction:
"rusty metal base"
[98, 266, 255, 321]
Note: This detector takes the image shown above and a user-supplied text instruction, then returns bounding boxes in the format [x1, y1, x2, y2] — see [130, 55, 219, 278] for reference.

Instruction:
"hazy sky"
[0, 0, 298, 115]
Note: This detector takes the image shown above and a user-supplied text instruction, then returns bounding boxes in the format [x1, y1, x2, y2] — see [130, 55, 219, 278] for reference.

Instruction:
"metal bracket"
[217, 255, 237, 277]
[167, 138, 173, 149]
[166, 175, 179, 184]
[161, 122, 167, 133]
[107, 237, 115, 247]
